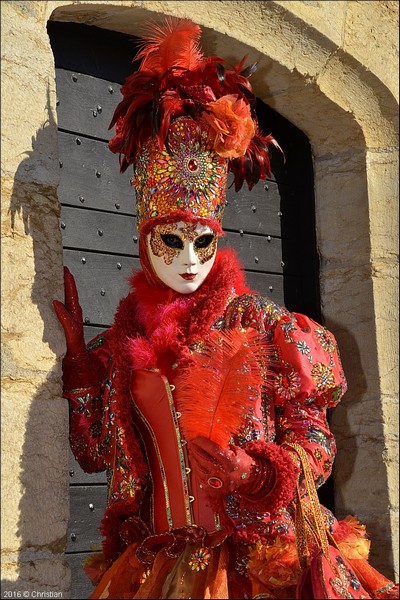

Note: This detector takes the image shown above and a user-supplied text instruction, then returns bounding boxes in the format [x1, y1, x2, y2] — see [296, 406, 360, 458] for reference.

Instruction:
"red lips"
[179, 273, 196, 280]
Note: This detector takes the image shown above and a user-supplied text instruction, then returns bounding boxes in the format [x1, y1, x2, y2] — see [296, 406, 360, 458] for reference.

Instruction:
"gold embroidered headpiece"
[132, 117, 228, 233]
[109, 17, 281, 234]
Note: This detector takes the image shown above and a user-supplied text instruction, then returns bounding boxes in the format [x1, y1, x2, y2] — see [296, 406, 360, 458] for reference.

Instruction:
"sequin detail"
[311, 363, 335, 392]
[330, 555, 363, 598]
[149, 223, 217, 265]
[149, 224, 180, 265]
[188, 547, 211, 571]
[139, 569, 151, 584]
[133, 117, 228, 229]
[274, 369, 301, 399]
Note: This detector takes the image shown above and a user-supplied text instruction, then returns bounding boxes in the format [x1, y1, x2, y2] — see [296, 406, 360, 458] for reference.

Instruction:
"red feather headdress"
[109, 17, 282, 192]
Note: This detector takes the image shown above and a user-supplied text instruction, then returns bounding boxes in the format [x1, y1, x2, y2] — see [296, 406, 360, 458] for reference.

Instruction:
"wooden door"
[48, 20, 320, 598]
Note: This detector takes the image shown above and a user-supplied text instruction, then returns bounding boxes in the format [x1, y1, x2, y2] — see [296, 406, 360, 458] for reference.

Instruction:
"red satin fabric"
[130, 369, 224, 533]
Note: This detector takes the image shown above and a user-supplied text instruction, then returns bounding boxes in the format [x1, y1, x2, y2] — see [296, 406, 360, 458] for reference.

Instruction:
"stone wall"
[1, 0, 398, 594]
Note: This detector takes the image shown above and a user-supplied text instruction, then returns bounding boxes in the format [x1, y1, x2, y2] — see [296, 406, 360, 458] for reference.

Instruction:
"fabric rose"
[247, 537, 301, 588]
[203, 94, 255, 159]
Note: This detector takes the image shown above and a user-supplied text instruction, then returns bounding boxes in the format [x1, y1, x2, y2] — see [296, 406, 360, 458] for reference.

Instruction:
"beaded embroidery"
[188, 547, 211, 571]
[149, 222, 217, 266]
[133, 117, 228, 230]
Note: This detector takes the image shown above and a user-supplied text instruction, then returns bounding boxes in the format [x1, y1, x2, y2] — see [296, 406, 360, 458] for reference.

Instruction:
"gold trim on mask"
[179, 223, 198, 242]
[149, 223, 217, 266]
[196, 235, 217, 265]
[149, 224, 180, 265]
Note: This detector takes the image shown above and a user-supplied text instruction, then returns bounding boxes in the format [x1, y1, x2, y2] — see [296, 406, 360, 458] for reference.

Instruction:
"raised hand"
[53, 267, 86, 357]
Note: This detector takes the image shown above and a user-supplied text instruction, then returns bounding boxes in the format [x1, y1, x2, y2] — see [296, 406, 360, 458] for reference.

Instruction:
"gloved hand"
[188, 436, 274, 499]
[53, 266, 86, 358]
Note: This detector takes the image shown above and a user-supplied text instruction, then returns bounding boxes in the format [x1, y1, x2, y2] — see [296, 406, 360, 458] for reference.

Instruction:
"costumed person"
[53, 18, 398, 600]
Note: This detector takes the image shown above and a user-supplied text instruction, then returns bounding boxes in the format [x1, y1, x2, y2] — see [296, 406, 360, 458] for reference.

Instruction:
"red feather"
[174, 328, 276, 448]
[108, 17, 283, 188]
[157, 90, 188, 146]
[136, 17, 205, 74]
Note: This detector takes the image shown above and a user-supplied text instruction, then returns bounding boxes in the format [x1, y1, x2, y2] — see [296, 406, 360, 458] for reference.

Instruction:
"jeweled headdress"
[133, 117, 228, 232]
[109, 17, 281, 234]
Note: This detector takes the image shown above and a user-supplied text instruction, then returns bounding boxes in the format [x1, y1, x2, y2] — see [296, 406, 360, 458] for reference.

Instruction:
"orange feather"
[136, 17, 204, 74]
[174, 328, 276, 447]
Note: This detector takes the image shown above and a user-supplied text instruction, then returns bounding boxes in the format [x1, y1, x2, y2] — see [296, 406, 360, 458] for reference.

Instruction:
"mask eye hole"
[160, 234, 184, 249]
[194, 234, 215, 249]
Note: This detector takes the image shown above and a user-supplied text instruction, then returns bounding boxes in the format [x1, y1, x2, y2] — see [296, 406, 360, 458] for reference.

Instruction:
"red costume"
[54, 17, 398, 600]
[60, 250, 394, 599]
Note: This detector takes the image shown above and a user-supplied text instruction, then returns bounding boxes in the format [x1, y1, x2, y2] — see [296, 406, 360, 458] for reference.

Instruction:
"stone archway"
[2, 1, 397, 593]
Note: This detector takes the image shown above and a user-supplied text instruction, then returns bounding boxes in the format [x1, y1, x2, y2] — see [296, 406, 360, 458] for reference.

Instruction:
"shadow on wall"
[325, 309, 395, 580]
[4, 87, 70, 595]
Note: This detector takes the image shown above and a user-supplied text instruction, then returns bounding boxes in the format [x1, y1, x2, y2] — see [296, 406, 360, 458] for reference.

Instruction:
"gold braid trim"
[285, 442, 331, 568]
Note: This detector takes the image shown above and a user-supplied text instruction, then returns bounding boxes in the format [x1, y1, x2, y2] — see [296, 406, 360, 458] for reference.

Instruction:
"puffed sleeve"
[63, 331, 115, 473]
[272, 311, 347, 487]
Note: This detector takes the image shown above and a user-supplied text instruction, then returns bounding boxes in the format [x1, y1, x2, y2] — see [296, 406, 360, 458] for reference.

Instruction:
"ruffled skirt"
[87, 519, 398, 600]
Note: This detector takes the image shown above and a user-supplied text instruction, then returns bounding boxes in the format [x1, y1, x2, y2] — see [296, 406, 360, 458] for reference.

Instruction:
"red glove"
[53, 266, 86, 358]
[188, 437, 275, 499]
[53, 267, 100, 390]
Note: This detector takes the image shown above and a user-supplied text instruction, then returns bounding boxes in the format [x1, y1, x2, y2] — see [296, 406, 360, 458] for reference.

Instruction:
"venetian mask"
[147, 221, 218, 294]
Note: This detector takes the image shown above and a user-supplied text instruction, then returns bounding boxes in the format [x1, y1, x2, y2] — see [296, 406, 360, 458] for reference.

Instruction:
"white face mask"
[147, 221, 218, 294]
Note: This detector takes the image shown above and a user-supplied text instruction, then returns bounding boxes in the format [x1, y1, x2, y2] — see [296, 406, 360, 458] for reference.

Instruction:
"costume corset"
[130, 369, 222, 535]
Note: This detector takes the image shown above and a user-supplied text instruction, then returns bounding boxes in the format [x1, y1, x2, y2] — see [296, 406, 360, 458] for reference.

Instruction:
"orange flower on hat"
[203, 94, 255, 159]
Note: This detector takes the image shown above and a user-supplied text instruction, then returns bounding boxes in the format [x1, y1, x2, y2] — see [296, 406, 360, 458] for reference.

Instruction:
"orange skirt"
[88, 537, 300, 599]
[87, 522, 398, 600]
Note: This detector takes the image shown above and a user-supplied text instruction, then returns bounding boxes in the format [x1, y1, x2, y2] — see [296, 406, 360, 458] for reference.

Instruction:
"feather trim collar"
[111, 248, 249, 377]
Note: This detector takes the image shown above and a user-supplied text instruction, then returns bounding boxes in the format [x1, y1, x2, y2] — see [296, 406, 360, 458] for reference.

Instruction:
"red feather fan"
[174, 328, 277, 448]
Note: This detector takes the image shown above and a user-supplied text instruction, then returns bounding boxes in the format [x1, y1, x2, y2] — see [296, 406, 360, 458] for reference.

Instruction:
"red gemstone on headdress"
[188, 158, 198, 172]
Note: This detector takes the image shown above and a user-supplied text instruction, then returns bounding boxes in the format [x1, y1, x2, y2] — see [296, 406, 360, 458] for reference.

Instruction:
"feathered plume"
[174, 328, 277, 448]
[109, 17, 283, 189]
[136, 17, 205, 74]
[231, 131, 283, 191]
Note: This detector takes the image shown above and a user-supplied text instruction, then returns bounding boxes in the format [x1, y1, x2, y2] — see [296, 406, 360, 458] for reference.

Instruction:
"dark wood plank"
[61, 208, 291, 275]
[65, 552, 97, 600]
[61, 206, 139, 255]
[219, 231, 296, 274]
[48, 21, 137, 85]
[57, 131, 287, 239]
[63, 249, 139, 326]
[69, 449, 107, 486]
[245, 271, 284, 304]
[55, 68, 122, 140]
[84, 325, 110, 344]
[78, 275, 284, 331]
[67, 485, 107, 553]
[58, 131, 133, 214]
[60, 202, 287, 259]
[224, 176, 286, 236]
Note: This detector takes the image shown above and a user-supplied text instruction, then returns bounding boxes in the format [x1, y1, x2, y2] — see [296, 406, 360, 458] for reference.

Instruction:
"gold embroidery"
[162, 376, 194, 526]
[149, 224, 180, 265]
[180, 222, 198, 241]
[130, 400, 173, 529]
[196, 234, 217, 264]
[149, 223, 217, 265]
